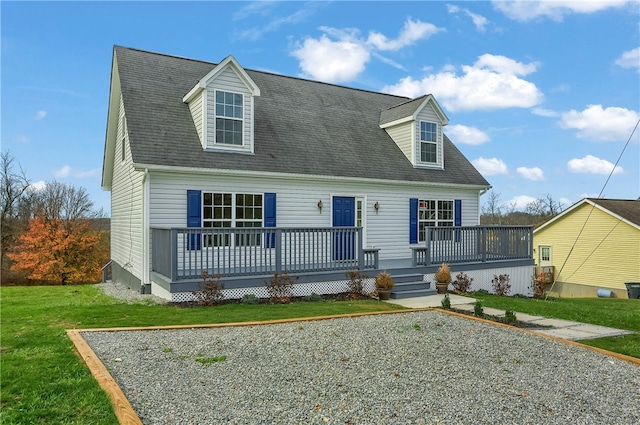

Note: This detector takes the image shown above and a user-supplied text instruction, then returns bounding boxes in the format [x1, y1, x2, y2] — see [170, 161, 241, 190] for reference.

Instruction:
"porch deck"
[150, 225, 534, 296]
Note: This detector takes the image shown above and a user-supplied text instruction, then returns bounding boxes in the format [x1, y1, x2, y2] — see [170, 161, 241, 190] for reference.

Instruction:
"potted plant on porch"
[434, 263, 451, 294]
[375, 270, 395, 300]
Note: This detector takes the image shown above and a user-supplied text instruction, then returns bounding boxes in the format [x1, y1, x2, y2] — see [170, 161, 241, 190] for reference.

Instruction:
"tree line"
[1, 151, 109, 285]
[480, 190, 565, 228]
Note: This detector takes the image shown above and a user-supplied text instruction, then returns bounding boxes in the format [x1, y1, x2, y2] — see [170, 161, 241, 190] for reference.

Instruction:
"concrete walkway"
[386, 294, 635, 341]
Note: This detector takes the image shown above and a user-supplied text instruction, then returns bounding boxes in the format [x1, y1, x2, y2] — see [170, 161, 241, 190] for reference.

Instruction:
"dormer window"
[379, 94, 447, 170]
[420, 121, 438, 163]
[215, 90, 244, 146]
[183, 55, 260, 154]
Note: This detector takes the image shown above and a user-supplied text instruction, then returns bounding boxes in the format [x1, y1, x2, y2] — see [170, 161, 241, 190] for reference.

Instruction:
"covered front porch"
[149, 226, 534, 301]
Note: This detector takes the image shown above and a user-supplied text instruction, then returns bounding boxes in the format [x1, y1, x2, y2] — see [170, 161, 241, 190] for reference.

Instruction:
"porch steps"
[390, 273, 436, 299]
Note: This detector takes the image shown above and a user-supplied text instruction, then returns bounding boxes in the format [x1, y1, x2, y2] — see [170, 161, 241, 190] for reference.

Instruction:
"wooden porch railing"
[411, 225, 533, 266]
[151, 227, 375, 281]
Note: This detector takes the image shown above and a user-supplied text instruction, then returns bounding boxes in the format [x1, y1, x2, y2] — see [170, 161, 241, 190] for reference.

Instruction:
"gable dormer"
[183, 55, 260, 154]
[379, 94, 448, 169]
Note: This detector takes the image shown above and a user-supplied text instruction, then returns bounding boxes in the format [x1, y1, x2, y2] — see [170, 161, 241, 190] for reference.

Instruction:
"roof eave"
[133, 162, 491, 190]
[101, 49, 121, 191]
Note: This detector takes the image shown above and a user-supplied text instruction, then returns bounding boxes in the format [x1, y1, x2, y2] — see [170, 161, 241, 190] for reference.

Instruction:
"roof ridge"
[114, 45, 411, 102]
[383, 94, 429, 111]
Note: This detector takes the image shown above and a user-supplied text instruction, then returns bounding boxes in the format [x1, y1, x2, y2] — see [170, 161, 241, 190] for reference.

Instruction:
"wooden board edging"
[67, 307, 637, 425]
[67, 330, 143, 425]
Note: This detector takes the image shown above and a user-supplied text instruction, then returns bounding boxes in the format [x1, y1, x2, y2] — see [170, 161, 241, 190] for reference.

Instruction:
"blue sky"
[2, 1, 639, 216]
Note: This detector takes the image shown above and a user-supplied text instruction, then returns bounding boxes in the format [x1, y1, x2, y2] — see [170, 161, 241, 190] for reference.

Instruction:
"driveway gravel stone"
[82, 310, 640, 425]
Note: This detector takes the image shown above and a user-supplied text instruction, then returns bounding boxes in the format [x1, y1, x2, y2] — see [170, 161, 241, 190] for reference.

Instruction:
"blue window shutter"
[187, 190, 201, 250]
[454, 199, 462, 226]
[264, 193, 276, 248]
[409, 198, 418, 244]
[454, 199, 462, 242]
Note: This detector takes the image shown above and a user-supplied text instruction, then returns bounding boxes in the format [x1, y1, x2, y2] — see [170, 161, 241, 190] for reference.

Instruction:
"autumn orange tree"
[8, 216, 107, 284]
[7, 181, 108, 284]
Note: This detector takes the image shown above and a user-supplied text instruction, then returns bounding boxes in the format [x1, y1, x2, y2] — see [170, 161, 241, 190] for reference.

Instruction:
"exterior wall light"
[317, 200, 323, 212]
[374, 202, 380, 213]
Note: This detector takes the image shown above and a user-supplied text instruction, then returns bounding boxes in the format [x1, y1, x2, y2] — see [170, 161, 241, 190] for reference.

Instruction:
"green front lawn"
[0, 285, 402, 425]
[466, 293, 640, 357]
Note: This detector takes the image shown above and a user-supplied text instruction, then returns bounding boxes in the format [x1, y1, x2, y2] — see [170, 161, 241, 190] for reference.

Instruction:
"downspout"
[142, 168, 150, 294]
[478, 187, 491, 224]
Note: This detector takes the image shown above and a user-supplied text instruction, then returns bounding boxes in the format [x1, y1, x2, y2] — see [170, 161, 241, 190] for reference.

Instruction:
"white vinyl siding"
[148, 171, 480, 262]
[205, 67, 253, 153]
[187, 91, 204, 146]
[110, 95, 145, 281]
[414, 106, 443, 169]
[384, 121, 413, 163]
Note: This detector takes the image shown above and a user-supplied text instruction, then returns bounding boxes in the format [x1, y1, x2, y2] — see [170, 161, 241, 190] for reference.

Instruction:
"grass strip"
[463, 293, 640, 358]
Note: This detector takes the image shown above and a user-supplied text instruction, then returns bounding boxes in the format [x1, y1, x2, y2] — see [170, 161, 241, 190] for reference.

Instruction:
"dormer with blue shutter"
[183, 55, 260, 154]
[379, 94, 448, 170]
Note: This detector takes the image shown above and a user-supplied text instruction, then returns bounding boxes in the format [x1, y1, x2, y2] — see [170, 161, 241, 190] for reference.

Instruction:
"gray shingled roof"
[113, 46, 490, 187]
[379, 95, 428, 126]
[589, 198, 640, 227]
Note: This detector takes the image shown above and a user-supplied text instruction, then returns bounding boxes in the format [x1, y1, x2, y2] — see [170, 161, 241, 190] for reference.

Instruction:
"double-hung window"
[202, 192, 262, 246]
[419, 121, 438, 164]
[215, 91, 243, 145]
[418, 199, 453, 242]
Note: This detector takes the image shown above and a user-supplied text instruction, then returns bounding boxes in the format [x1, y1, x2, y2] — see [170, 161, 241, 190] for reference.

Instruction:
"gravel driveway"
[82, 310, 639, 424]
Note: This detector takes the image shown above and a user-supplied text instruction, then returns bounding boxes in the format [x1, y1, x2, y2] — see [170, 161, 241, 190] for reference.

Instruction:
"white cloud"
[367, 18, 443, 51]
[446, 125, 490, 145]
[615, 47, 640, 71]
[34, 110, 47, 120]
[567, 155, 623, 174]
[448, 4, 490, 32]
[234, 2, 321, 40]
[291, 18, 442, 83]
[558, 104, 640, 141]
[532, 108, 559, 117]
[559, 197, 573, 208]
[382, 54, 543, 111]
[472, 157, 508, 176]
[506, 195, 537, 210]
[53, 165, 71, 178]
[492, 0, 630, 22]
[291, 33, 370, 83]
[52, 165, 100, 179]
[517, 166, 545, 181]
[30, 180, 47, 191]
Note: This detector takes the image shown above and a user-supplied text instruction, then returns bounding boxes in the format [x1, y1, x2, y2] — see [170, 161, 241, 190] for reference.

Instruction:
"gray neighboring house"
[102, 46, 534, 301]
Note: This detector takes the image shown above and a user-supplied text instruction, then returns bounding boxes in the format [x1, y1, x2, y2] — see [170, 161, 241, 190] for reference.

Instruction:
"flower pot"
[435, 282, 449, 294]
[377, 289, 391, 300]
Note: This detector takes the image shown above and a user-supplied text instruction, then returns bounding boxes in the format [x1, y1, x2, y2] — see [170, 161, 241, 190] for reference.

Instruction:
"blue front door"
[333, 197, 355, 260]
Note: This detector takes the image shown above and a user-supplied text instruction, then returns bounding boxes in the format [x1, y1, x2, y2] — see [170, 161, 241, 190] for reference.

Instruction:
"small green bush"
[241, 294, 260, 305]
[304, 293, 323, 302]
[504, 310, 517, 324]
[473, 301, 484, 317]
[441, 294, 451, 309]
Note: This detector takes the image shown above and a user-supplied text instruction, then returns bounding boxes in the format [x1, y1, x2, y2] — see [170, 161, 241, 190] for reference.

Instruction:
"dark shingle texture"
[379, 95, 428, 126]
[589, 198, 640, 227]
[115, 46, 489, 187]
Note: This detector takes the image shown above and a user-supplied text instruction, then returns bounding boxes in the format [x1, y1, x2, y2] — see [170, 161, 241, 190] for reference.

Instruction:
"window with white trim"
[418, 199, 453, 242]
[540, 246, 550, 262]
[419, 121, 438, 164]
[202, 192, 262, 246]
[215, 90, 243, 145]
